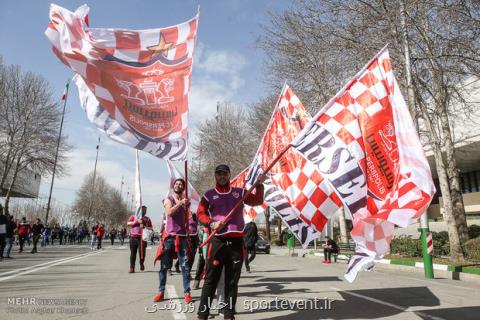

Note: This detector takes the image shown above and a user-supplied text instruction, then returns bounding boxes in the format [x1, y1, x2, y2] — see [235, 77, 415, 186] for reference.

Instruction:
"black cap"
[215, 164, 230, 173]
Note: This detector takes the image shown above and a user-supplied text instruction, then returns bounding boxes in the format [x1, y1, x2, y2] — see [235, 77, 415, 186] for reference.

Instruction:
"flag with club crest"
[165, 160, 201, 214]
[45, 4, 199, 160]
[292, 46, 435, 282]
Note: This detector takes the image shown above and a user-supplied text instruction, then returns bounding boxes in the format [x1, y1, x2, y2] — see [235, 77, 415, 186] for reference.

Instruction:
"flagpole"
[45, 82, 69, 227]
[200, 144, 293, 248]
[86, 136, 101, 223]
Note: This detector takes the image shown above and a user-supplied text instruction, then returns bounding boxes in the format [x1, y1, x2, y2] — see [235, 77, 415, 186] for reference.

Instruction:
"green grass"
[384, 254, 480, 275]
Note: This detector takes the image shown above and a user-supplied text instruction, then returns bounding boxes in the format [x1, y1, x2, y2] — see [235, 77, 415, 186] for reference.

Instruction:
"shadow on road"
[237, 286, 446, 320]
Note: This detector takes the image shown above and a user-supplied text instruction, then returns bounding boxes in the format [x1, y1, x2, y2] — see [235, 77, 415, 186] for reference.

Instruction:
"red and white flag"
[240, 85, 341, 247]
[231, 168, 266, 222]
[292, 47, 435, 281]
[165, 160, 201, 213]
[45, 4, 199, 160]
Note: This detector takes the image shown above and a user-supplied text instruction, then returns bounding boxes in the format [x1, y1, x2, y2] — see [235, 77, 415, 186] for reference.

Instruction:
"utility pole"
[400, 0, 433, 279]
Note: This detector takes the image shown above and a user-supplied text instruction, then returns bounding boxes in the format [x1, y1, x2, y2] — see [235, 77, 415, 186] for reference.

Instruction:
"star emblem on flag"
[147, 33, 172, 57]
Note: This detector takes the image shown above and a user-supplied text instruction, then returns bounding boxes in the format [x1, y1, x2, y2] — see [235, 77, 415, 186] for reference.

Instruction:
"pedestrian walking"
[243, 219, 258, 273]
[127, 206, 153, 272]
[31, 218, 45, 254]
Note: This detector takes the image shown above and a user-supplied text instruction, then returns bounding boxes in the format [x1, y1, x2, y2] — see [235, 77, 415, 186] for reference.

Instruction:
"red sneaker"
[322, 260, 328, 264]
[153, 292, 164, 302]
[184, 293, 192, 303]
[140, 264, 145, 271]
[326, 260, 332, 264]
[128, 268, 135, 273]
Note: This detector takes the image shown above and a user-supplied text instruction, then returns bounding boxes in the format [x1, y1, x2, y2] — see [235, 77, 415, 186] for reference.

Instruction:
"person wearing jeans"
[153, 178, 192, 304]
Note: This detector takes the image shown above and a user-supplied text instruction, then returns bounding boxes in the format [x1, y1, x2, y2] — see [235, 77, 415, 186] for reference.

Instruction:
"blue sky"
[0, 0, 291, 223]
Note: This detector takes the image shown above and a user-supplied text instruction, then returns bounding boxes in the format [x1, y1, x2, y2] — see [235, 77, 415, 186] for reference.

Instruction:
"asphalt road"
[0, 242, 479, 320]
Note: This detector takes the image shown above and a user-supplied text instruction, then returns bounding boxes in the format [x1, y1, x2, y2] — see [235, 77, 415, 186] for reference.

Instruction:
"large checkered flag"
[45, 4, 199, 160]
[292, 46, 435, 282]
[241, 84, 344, 247]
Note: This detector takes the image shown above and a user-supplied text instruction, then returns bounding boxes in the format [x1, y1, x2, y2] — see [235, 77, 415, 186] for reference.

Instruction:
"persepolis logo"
[97, 32, 190, 140]
[232, 192, 240, 199]
[365, 121, 399, 199]
[292, 122, 367, 215]
[117, 75, 174, 107]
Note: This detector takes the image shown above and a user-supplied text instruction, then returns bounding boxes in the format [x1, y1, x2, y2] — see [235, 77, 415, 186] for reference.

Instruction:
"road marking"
[0, 251, 103, 282]
[331, 287, 445, 320]
[0, 251, 99, 277]
[166, 285, 187, 320]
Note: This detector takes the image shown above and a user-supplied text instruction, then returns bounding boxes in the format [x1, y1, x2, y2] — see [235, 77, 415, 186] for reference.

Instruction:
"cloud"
[189, 44, 247, 126]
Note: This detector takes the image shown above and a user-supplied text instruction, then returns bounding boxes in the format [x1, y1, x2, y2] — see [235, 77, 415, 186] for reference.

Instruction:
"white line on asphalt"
[331, 287, 445, 320]
[0, 252, 97, 277]
[0, 251, 103, 282]
[166, 285, 187, 320]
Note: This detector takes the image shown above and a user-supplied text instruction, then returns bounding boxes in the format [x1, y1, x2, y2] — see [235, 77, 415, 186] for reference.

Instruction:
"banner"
[165, 160, 201, 213]
[292, 47, 435, 281]
[46, 4, 199, 160]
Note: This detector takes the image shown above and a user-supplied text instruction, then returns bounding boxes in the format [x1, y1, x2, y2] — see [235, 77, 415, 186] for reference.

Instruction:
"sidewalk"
[308, 250, 480, 284]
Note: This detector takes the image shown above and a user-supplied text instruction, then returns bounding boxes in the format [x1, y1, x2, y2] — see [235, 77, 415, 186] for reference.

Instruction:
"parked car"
[255, 236, 270, 254]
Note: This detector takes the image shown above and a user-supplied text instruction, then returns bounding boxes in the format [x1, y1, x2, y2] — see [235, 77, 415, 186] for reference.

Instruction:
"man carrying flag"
[127, 205, 152, 273]
[196, 165, 265, 320]
[154, 179, 192, 303]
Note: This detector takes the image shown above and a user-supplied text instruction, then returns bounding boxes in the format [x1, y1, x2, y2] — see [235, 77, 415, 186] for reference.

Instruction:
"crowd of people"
[0, 203, 129, 258]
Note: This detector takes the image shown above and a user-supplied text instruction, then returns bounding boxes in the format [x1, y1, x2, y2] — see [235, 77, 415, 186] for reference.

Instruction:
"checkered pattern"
[230, 168, 265, 221]
[294, 48, 435, 282]
[45, 4, 199, 160]
[235, 85, 341, 238]
[165, 160, 201, 213]
[273, 157, 342, 232]
[231, 167, 321, 248]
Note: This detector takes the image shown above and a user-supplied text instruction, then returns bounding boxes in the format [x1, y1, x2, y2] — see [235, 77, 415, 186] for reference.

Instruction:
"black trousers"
[129, 237, 147, 268]
[32, 235, 41, 252]
[0, 235, 5, 257]
[198, 237, 243, 318]
[19, 234, 27, 251]
[244, 245, 256, 269]
[194, 253, 206, 281]
[110, 236, 115, 245]
[97, 237, 102, 249]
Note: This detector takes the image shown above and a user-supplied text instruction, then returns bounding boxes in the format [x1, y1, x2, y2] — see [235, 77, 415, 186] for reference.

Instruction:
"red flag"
[45, 4, 199, 160]
[292, 47, 435, 281]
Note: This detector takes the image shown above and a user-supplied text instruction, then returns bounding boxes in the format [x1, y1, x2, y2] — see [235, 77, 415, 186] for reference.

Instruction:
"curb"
[309, 252, 480, 282]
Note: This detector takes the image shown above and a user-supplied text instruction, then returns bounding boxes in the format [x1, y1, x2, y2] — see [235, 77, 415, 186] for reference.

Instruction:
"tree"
[72, 172, 129, 227]
[190, 102, 258, 193]
[0, 62, 71, 211]
[258, 0, 479, 261]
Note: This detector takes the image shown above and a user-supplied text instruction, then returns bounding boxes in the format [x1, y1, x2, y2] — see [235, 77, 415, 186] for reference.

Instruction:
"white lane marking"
[166, 285, 187, 320]
[331, 287, 445, 320]
[0, 251, 98, 277]
[0, 251, 103, 282]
